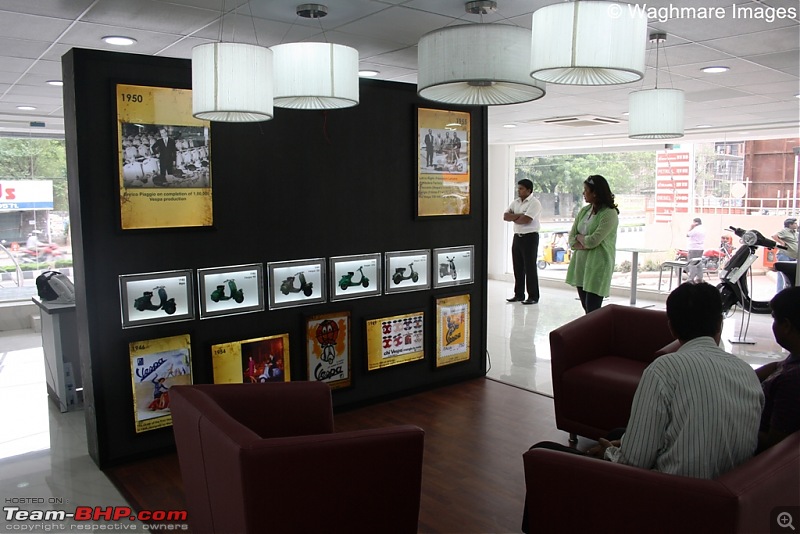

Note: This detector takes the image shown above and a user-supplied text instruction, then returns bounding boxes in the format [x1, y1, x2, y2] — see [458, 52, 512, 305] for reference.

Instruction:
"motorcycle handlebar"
[726, 226, 785, 249]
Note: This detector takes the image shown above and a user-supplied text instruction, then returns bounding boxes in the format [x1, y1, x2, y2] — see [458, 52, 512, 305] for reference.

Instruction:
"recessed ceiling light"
[702, 66, 729, 74]
[17, 105, 36, 110]
[102, 36, 137, 46]
[795, 93, 800, 98]
[695, 124, 712, 128]
[46, 80, 63, 86]
[582, 133, 595, 136]
[503, 124, 517, 128]
[622, 111, 629, 116]
[358, 70, 379, 77]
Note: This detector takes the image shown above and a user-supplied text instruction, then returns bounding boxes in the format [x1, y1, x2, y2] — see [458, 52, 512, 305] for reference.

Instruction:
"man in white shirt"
[686, 217, 706, 283]
[503, 179, 542, 305]
[598, 282, 763, 478]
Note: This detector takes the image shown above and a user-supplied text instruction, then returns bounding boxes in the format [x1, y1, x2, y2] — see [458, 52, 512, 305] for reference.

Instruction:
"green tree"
[0, 138, 68, 210]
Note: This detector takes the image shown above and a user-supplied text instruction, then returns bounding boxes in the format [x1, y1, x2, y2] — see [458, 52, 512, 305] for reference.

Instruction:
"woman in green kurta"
[565, 175, 620, 313]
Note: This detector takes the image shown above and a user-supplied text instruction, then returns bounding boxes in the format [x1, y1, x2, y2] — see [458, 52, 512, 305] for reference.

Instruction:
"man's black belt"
[515, 232, 538, 237]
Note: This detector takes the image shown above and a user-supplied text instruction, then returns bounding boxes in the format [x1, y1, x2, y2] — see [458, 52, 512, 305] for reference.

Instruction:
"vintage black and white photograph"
[267, 258, 327, 309]
[119, 269, 195, 328]
[432, 245, 475, 288]
[197, 263, 264, 319]
[120, 122, 210, 189]
[329, 253, 382, 302]
[384, 249, 430, 294]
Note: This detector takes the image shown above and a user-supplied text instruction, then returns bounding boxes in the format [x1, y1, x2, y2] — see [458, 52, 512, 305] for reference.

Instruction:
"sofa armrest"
[523, 449, 737, 534]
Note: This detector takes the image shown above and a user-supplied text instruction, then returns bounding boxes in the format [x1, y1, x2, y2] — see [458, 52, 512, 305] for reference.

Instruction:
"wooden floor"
[106, 378, 591, 533]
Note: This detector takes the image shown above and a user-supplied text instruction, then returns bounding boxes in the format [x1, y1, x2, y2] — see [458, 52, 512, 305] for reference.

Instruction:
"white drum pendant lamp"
[418, 24, 545, 106]
[271, 42, 360, 109]
[530, 1, 647, 85]
[192, 42, 274, 122]
[628, 88, 685, 139]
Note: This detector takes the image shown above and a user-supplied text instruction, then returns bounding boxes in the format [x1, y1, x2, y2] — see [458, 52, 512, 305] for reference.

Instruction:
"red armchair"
[549, 304, 676, 441]
[170, 382, 425, 534]
[523, 431, 800, 533]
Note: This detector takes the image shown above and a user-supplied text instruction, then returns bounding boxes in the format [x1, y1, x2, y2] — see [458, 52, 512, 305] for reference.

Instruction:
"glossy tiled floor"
[486, 278, 787, 396]
[0, 282, 786, 530]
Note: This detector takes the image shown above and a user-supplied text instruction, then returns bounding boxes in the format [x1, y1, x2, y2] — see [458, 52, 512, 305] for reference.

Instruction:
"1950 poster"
[130, 334, 193, 433]
[117, 83, 212, 230]
[418, 108, 470, 216]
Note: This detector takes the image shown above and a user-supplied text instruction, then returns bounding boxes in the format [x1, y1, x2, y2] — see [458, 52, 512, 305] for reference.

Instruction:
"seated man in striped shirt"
[597, 282, 764, 478]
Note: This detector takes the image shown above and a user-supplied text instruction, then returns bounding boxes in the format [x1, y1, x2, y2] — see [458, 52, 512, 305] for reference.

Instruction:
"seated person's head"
[770, 287, 800, 348]
[666, 282, 723, 342]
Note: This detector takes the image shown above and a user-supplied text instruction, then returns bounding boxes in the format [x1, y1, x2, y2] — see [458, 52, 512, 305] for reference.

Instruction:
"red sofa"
[549, 304, 676, 441]
[523, 431, 800, 533]
[170, 382, 425, 534]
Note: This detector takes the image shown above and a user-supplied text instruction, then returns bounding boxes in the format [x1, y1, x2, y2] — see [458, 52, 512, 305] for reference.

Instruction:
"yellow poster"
[365, 311, 425, 371]
[418, 108, 470, 216]
[117, 84, 212, 229]
[130, 334, 193, 433]
[211, 334, 291, 384]
[436, 294, 470, 367]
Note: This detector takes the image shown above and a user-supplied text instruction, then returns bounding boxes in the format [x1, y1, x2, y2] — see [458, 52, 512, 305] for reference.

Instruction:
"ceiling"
[0, 0, 798, 152]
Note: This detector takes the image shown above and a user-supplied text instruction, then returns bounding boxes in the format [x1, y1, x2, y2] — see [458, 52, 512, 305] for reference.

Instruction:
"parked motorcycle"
[280, 272, 313, 297]
[717, 226, 790, 314]
[133, 286, 177, 315]
[675, 237, 734, 272]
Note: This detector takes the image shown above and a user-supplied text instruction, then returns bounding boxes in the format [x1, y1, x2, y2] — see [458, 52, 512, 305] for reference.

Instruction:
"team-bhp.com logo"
[4, 505, 188, 530]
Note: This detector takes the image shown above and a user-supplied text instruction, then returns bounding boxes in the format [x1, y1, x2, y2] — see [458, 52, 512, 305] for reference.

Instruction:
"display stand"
[33, 296, 82, 412]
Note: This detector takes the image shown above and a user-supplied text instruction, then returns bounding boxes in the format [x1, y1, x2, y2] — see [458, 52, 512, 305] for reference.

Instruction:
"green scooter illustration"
[210, 279, 244, 303]
[392, 263, 419, 285]
[280, 272, 313, 297]
[133, 286, 177, 315]
[339, 266, 369, 290]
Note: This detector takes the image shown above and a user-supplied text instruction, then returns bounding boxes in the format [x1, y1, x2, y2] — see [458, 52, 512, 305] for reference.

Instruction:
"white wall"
[488, 144, 514, 280]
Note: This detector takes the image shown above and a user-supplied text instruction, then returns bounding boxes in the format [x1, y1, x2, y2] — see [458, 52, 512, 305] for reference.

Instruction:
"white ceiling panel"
[0, 0, 794, 147]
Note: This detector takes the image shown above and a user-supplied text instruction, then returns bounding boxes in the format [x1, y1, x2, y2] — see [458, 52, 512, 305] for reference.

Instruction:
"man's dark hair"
[517, 178, 533, 191]
[666, 282, 723, 341]
[770, 287, 800, 331]
[584, 175, 619, 214]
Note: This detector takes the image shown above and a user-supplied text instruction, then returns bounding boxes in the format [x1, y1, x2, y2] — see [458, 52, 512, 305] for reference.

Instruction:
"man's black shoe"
[522, 299, 538, 305]
[506, 297, 524, 302]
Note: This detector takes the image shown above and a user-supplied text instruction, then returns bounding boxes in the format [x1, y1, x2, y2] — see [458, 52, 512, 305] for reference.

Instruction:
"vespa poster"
[418, 108, 470, 217]
[435, 295, 470, 367]
[117, 83, 213, 230]
[306, 311, 351, 389]
[129, 334, 193, 433]
[365, 311, 425, 371]
[211, 333, 291, 384]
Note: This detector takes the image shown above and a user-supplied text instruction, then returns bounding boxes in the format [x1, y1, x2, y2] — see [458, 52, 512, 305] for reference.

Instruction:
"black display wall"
[63, 48, 488, 468]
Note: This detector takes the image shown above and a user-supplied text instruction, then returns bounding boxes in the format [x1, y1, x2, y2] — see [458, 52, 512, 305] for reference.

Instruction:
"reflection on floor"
[0, 330, 147, 530]
[486, 279, 786, 397]
[0, 283, 787, 527]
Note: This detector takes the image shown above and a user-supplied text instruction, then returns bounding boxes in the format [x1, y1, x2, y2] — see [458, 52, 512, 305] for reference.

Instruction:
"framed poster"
[130, 334, 193, 433]
[211, 333, 290, 384]
[117, 83, 212, 230]
[267, 258, 326, 310]
[119, 270, 195, 329]
[306, 311, 351, 389]
[432, 245, 475, 288]
[197, 263, 264, 319]
[435, 294, 470, 367]
[329, 253, 382, 302]
[417, 108, 470, 217]
[365, 311, 425, 371]
[384, 249, 430, 294]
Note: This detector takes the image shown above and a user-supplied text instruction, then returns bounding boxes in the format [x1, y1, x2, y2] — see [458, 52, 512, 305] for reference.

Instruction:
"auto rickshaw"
[538, 231, 571, 269]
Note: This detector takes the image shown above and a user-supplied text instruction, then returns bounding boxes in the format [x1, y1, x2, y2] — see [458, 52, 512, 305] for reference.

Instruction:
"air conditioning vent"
[538, 115, 623, 127]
